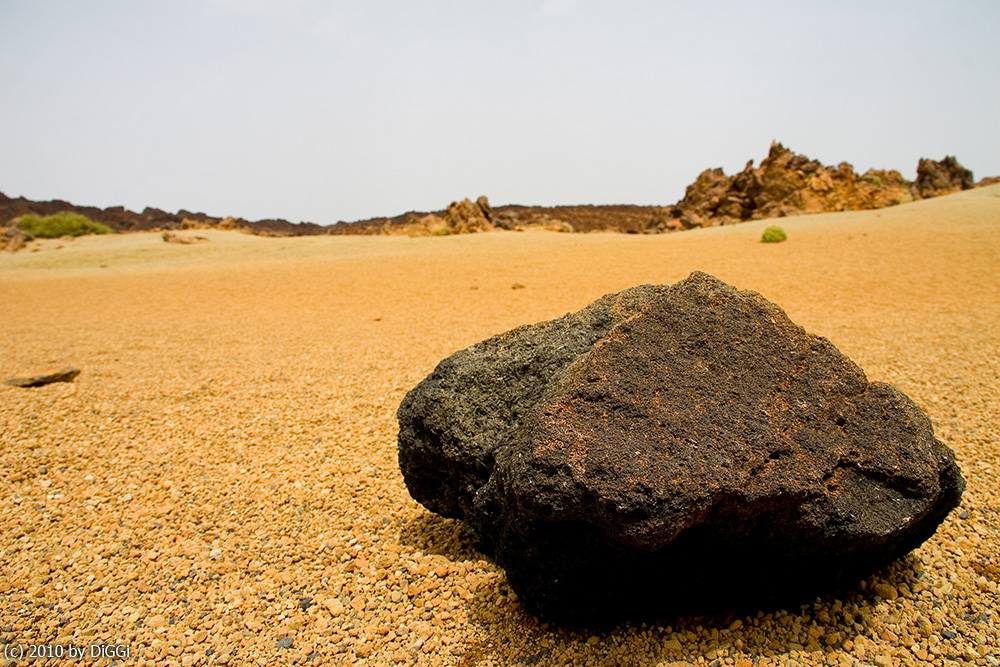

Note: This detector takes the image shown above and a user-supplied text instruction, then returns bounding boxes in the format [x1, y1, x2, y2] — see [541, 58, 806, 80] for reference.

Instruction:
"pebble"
[872, 583, 899, 600]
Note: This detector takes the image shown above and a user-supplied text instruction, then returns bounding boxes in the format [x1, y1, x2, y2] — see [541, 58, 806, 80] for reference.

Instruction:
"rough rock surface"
[443, 197, 494, 234]
[398, 272, 965, 624]
[915, 156, 974, 199]
[668, 143, 915, 228]
[5, 365, 81, 387]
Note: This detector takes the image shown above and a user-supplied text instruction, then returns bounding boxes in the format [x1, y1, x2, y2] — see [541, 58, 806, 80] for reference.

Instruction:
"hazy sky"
[2, 1, 998, 224]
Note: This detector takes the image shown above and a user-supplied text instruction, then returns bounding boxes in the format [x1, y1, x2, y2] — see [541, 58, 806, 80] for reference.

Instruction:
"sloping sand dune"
[2, 186, 999, 666]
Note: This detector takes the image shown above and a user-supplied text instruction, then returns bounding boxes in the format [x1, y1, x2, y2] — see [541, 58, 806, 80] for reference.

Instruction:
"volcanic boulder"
[398, 273, 965, 624]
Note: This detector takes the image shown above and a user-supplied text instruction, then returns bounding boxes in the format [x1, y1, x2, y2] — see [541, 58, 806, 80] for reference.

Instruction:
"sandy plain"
[1, 185, 999, 667]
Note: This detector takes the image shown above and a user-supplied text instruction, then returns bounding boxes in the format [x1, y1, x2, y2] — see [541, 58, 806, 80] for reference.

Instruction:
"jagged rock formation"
[915, 156, 974, 199]
[398, 272, 965, 624]
[667, 143, 916, 228]
[444, 197, 494, 234]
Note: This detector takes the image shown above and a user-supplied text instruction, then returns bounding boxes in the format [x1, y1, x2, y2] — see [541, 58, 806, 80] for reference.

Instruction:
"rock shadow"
[455, 551, 928, 667]
[398, 510, 935, 666]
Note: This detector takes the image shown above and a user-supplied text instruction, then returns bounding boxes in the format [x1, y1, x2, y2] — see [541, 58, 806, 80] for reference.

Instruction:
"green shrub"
[17, 212, 115, 238]
[761, 225, 787, 243]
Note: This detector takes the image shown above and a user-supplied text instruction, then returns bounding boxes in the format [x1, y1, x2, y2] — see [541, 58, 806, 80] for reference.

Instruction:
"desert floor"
[2, 186, 999, 667]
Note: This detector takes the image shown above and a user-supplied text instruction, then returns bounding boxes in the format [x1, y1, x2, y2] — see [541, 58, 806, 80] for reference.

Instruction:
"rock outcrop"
[379, 196, 499, 236]
[398, 273, 965, 624]
[443, 197, 494, 234]
[915, 156, 974, 199]
[668, 143, 916, 228]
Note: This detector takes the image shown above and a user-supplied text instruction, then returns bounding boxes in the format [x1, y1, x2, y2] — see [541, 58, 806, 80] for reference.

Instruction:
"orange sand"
[2, 185, 998, 666]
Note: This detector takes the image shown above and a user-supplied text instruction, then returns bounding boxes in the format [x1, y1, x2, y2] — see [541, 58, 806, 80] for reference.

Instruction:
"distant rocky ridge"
[0, 190, 327, 238]
[347, 199, 666, 236]
[1, 144, 993, 243]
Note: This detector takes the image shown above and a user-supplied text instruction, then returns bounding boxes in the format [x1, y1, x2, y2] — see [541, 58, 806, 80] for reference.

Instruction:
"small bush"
[17, 212, 115, 238]
[761, 225, 787, 243]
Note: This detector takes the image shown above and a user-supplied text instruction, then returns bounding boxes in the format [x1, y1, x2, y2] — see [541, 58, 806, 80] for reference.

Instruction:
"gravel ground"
[2, 186, 999, 666]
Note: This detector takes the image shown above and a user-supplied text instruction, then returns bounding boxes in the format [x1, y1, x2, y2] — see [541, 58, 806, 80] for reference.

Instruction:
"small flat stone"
[872, 583, 899, 600]
[5, 365, 81, 388]
[276, 636, 293, 649]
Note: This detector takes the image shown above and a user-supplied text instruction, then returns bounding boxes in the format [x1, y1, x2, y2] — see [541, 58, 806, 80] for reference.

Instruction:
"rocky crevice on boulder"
[398, 272, 965, 624]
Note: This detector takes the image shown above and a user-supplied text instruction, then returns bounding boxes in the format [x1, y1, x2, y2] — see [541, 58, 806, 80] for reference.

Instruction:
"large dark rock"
[397, 272, 964, 624]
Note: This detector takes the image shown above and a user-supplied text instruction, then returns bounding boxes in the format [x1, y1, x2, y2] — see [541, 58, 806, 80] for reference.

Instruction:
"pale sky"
[1, 1, 998, 225]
